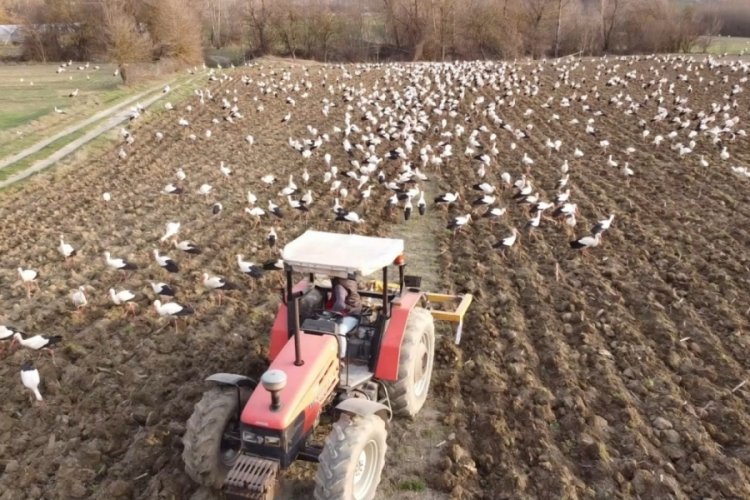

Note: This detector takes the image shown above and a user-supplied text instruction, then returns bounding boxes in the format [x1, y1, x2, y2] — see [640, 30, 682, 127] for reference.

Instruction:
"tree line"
[0, 0, 747, 68]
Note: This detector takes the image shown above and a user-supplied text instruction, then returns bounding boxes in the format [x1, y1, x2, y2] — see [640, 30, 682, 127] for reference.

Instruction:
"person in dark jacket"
[331, 276, 362, 316]
[330, 276, 362, 358]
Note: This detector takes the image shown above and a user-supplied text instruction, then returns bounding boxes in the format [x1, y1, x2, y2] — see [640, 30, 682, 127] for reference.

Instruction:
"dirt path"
[378, 179, 453, 499]
[0, 74, 198, 189]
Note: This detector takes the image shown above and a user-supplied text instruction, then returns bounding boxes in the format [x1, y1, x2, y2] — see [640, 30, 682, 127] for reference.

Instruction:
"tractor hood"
[241, 332, 339, 430]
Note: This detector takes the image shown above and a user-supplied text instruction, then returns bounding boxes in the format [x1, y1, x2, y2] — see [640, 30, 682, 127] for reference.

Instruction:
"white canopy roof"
[282, 230, 404, 277]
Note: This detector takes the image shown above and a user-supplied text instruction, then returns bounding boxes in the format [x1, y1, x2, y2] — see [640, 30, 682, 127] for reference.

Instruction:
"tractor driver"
[329, 276, 362, 357]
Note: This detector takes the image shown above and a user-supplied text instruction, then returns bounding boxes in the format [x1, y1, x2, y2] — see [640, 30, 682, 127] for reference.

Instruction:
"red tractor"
[182, 230, 472, 499]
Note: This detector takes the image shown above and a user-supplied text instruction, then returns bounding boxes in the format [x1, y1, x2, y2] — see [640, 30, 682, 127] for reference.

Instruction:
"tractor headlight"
[242, 431, 264, 444]
[242, 430, 281, 447]
[264, 436, 281, 446]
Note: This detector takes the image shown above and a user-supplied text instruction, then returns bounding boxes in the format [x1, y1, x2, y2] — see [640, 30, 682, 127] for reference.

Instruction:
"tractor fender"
[335, 398, 391, 422]
[205, 373, 257, 389]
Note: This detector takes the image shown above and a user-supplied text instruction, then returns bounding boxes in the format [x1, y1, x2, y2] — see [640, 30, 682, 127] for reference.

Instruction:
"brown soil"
[0, 55, 749, 500]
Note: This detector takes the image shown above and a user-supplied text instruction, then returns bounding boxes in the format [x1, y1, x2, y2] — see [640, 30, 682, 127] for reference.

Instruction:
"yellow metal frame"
[367, 280, 473, 344]
[367, 279, 398, 293]
[424, 292, 473, 324]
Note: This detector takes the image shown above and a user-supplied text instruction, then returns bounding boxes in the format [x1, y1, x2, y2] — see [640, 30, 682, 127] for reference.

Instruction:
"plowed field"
[1, 55, 749, 499]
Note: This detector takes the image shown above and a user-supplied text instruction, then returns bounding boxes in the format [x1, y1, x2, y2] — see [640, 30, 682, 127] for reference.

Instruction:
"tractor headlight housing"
[242, 428, 282, 447]
[241, 430, 265, 444]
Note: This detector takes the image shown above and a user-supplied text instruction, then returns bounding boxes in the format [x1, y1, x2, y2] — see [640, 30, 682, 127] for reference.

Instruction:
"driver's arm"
[332, 283, 348, 313]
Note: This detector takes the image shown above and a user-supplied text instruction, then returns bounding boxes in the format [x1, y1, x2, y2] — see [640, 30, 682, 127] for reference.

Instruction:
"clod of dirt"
[652, 416, 673, 430]
[631, 469, 655, 496]
[661, 429, 680, 443]
[448, 443, 478, 477]
[107, 480, 133, 497]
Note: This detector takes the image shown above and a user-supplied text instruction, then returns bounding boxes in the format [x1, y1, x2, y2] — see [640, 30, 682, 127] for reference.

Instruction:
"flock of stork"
[3, 52, 749, 403]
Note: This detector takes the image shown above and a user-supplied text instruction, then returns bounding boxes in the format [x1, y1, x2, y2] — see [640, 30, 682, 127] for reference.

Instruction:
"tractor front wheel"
[384, 307, 435, 418]
[182, 387, 246, 488]
[314, 413, 387, 500]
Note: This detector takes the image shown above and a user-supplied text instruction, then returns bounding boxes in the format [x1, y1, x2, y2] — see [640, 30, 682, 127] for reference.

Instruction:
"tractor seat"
[301, 317, 337, 335]
[303, 311, 360, 359]
[302, 311, 359, 335]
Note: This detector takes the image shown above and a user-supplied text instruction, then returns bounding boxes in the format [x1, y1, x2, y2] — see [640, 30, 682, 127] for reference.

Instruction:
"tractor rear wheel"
[384, 307, 435, 418]
[183, 387, 247, 488]
[314, 413, 387, 500]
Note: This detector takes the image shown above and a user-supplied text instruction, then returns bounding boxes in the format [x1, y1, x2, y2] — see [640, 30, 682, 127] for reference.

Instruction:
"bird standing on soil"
[58, 235, 76, 264]
[267, 228, 278, 248]
[174, 240, 201, 256]
[245, 206, 266, 226]
[447, 214, 471, 234]
[153, 250, 179, 273]
[12, 332, 62, 356]
[403, 196, 413, 221]
[525, 210, 543, 239]
[336, 211, 364, 226]
[70, 286, 88, 310]
[591, 214, 615, 235]
[198, 183, 213, 200]
[109, 288, 137, 315]
[434, 192, 460, 207]
[153, 300, 194, 332]
[162, 184, 183, 196]
[621, 163, 634, 179]
[149, 281, 175, 297]
[1, 325, 22, 354]
[21, 362, 43, 403]
[160, 222, 181, 243]
[417, 192, 426, 216]
[237, 255, 264, 287]
[493, 228, 519, 253]
[202, 273, 236, 305]
[482, 206, 507, 222]
[268, 200, 283, 218]
[17, 267, 39, 299]
[104, 252, 137, 278]
[570, 233, 603, 256]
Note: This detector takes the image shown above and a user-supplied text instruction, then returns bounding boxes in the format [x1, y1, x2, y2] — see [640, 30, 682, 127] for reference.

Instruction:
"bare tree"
[101, 2, 153, 83]
[554, 0, 571, 57]
[434, 0, 456, 60]
[273, 0, 302, 59]
[382, 0, 431, 61]
[144, 0, 203, 64]
[246, 0, 271, 55]
[600, 0, 621, 53]
[311, 9, 338, 61]
[382, 0, 402, 50]
[204, 0, 222, 47]
[523, 0, 553, 58]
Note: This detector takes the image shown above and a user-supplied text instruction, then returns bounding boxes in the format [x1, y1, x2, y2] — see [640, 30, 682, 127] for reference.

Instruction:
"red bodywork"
[242, 332, 339, 433]
[269, 279, 310, 360]
[373, 290, 421, 380]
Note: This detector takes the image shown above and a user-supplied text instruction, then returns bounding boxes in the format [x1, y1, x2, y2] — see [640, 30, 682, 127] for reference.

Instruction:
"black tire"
[182, 387, 246, 488]
[314, 413, 387, 500]
[383, 307, 435, 418]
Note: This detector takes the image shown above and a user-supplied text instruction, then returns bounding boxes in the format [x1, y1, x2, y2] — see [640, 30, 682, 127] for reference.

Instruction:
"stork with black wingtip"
[21, 361, 43, 403]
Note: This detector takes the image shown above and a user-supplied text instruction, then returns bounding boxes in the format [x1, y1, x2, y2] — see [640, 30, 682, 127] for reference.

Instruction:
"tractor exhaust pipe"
[285, 268, 304, 367]
[261, 370, 287, 411]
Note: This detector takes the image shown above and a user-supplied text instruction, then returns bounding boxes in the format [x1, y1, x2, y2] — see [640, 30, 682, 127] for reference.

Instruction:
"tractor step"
[339, 362, 373, 390]
[223, 454, 279, 500]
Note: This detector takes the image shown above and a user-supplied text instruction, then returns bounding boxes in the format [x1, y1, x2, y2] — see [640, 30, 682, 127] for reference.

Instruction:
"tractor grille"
[224, 454, 279, 500]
